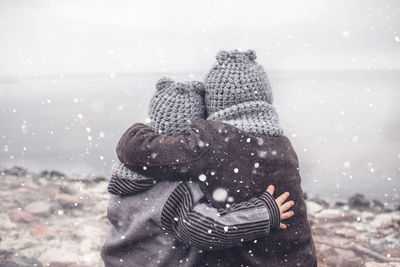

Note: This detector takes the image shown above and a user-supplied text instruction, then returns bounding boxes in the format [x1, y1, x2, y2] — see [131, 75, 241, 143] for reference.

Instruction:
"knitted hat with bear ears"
[204, 49, 273, 115]
[205, 50, 283, 136]
[110, 78, 206, 194]
[148, 77, 206, 136]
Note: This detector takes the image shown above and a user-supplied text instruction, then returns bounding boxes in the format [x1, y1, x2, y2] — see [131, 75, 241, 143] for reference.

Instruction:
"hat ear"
[156, 77, 174, 91]
[191, 81, 205, 96]
[216, 51, 229, 65]
[245, 49, 257, 61]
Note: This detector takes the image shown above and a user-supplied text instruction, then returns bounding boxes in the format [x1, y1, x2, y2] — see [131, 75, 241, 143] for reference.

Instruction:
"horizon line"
[1, 68, 399, 80]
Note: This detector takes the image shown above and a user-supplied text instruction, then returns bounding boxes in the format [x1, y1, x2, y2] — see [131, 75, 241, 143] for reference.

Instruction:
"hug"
[101, 49, 317, 267]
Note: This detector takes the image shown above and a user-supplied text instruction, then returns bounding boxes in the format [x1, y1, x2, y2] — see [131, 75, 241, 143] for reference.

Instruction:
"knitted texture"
[204, 49, 273, 114]
[205, 50, 283, 136]
[149, 77, 206, 136]
[112, 78, 206, 184]
[207, 100, 283, 136]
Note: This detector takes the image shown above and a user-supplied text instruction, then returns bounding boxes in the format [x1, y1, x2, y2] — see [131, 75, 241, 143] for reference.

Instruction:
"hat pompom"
[156, 77, 174, 91]
[245, 49, 257, 61]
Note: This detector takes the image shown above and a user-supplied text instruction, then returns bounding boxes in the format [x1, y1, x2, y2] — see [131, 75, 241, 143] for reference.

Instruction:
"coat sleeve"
[161, 182, 281, 251]
[116, 119, 211, 181]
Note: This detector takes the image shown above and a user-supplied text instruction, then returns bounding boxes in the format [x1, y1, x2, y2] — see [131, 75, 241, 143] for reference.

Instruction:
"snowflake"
[198, 174, 207, 182]
[213, 188, 228, 202]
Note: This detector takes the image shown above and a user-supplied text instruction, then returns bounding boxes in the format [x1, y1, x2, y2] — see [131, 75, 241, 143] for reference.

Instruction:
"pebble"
[306, 201, 323, 214]
[1, 168, 400, 267]
[55, 194, 83, 209]
[29, 224, 57, 238]
[365, 262, 400, 267]
[8, 208, 38, 223]
[24, 201, 51, 217]
[349, 193, 370, 209]
[334, 227, 358, 238]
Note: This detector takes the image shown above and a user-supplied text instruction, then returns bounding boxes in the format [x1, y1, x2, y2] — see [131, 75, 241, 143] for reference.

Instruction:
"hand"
[266, 185, 295, 230]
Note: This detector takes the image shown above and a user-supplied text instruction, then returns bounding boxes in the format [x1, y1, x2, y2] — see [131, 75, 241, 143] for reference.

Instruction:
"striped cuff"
[258, 192, 280, 231]
[107, 176, 155, 196]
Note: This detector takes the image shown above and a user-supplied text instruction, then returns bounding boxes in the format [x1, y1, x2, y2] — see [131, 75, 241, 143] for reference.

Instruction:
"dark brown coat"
[117, 119, 317, 267]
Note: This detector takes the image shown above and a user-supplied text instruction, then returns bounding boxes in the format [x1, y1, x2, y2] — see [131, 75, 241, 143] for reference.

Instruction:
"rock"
[349, 193, 370, 209]
[55, 194, 83, 209]
[0, 249, 13, 259]
[22, 179, 40, 191]
[3, 166, 27, 177]
[1, 201, 17, 210]
[1, 168, 109, 267]
[312, 226, 333, 236]
[334, 227, 358, 238]
[13, 191, 41, 208]
[24, 201, 51, 217]
[370, 213, 400, 229]
[333, 248, 356, 258]
[306, 201, 323, 214]
[0, 249, 43, 267]
[369, 199, 386, 212]
[384, 246, 400, 258]
[39, 249, 88, 266]
[42, 185, 61, 197]
[369, 239, 389, 253]
[365, 262, 400, 267]
[334, 201, 347, 207]
[8, 209, 37, 223]
[309, 196, 330, 207]
[324, 248, 359, 267]
[29, 225, 57, 238]
[40, 170, 67, 179]
[59, 184, 77, 195]
[92, 176, 106, 183]
[314, 209, 358, 223]
[0, 213, 17, 230]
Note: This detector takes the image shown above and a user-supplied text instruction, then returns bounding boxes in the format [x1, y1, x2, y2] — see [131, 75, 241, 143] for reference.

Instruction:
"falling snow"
[198, 174, 207, 182]
[212, 188, 228, 202]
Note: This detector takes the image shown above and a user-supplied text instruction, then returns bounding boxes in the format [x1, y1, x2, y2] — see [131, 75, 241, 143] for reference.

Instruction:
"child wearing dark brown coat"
[114, 50, 317, 266]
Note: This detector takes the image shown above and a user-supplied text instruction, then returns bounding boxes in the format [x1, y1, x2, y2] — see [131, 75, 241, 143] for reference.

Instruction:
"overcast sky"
[0, 0, 399, 76]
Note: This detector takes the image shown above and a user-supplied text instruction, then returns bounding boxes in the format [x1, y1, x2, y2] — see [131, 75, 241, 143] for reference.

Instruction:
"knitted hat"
[112, 78, 206, 188]
[205, 49, 273, 114]
[205, 50, 283, 136]
[148, 77, 206, 136]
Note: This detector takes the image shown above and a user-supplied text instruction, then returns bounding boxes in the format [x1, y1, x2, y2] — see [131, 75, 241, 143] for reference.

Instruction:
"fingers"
[275, 192, 290, 206]
[280, 200, 295, 213]
[266, 185, 275, 196]
[279, 223, 287, 230]
[280, 210, 295, 220]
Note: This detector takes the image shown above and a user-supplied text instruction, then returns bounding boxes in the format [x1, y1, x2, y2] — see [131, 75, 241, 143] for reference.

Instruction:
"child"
[115, 50, 317, 266]
[101, 77, 294, 266]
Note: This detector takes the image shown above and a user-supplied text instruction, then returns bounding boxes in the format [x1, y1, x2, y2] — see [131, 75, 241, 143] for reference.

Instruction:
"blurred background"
[1, 0, 399, 206]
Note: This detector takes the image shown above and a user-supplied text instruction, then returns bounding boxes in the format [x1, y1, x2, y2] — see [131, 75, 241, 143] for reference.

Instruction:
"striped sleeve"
[161, 183, 280, 251]
[107, 176, 155, 196]
[107, 162, 156, 196]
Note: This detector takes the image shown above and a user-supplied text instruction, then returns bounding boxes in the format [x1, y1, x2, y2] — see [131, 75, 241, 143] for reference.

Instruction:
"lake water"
[0, 70, 399, 206]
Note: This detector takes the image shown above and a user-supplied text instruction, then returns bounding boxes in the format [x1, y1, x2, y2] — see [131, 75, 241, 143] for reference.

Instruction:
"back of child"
[101, 78, 206, 267]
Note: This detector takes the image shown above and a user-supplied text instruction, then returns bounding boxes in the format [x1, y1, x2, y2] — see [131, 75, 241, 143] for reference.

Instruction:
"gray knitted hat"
[148, 77, 206, 136]
[112, 77, 206, 184]
[205, 49, 283, 136]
